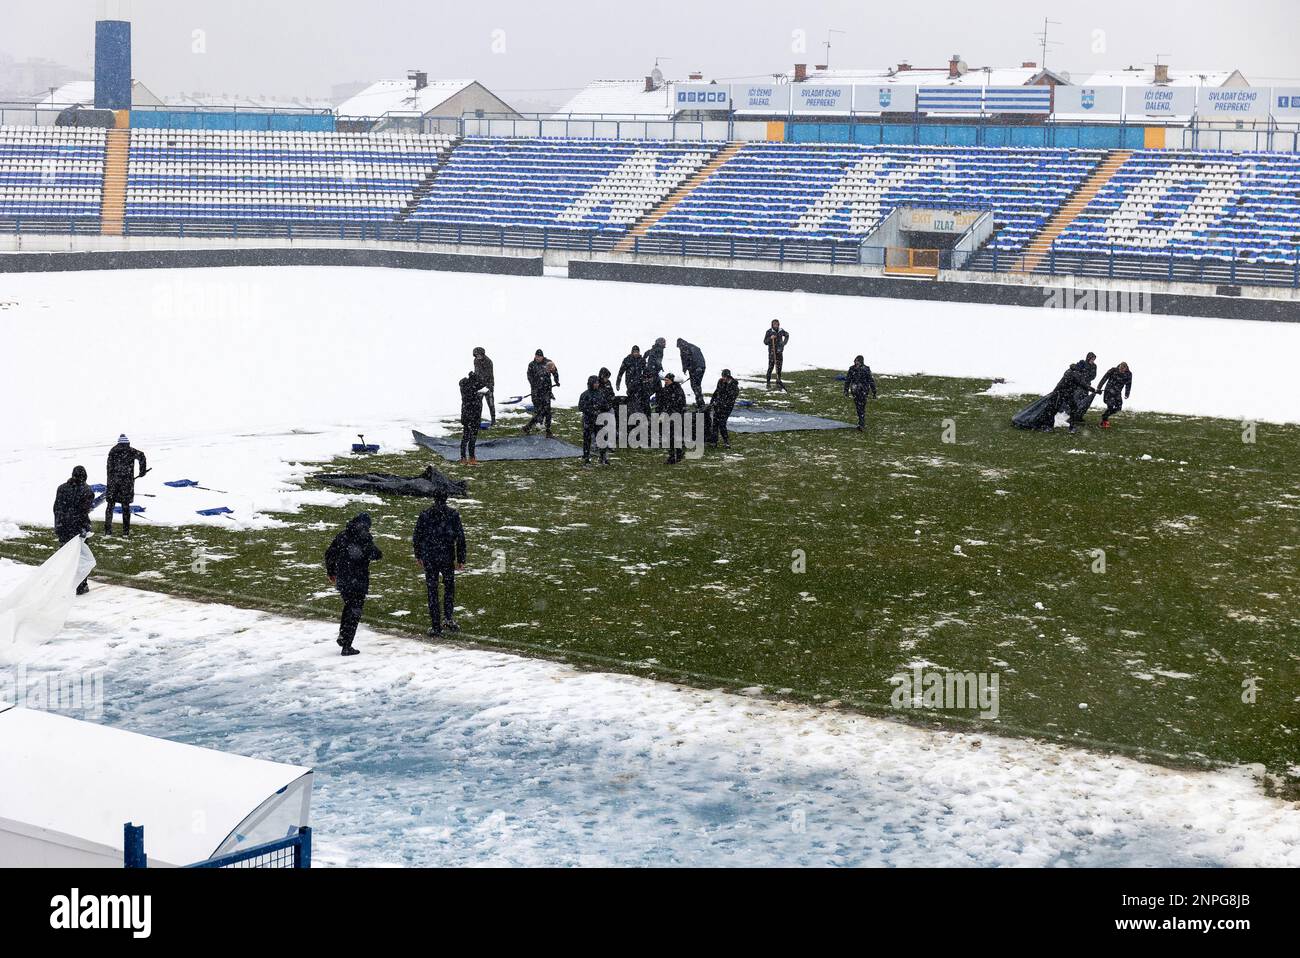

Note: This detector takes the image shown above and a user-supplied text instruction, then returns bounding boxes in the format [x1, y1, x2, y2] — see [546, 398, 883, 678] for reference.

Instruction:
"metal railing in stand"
[123, 821, 312, 868]
[4, 217, 1299, 290]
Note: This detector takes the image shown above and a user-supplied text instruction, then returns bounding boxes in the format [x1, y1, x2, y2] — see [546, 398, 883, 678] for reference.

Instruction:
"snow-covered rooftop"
[553, 78, 707, 118]
[335, 78, 476, 118]
[806, 66, 1045, 88]
[1071, 69, 1243, 88]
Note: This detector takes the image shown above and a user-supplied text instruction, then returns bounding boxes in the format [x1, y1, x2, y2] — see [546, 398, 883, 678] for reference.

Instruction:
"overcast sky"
[5, 0, 1298, 108]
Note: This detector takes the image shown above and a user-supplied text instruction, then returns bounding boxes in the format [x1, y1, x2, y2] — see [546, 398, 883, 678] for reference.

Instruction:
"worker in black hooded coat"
[658, 372, 689, 464]
[844, 356, 878, 430]
[709, 369, 739, 448]
[578, 375, 613, 465]
[413, 493, 467, 636]
[1046, 353, 1097, 431]
[676, 337, 707, 409]
[643, 338, 667, 382]
[1097, 362, 1134, 427]
[325, 512, 383, 656]
[104, 434, 147, 536]
[458, 370, 487, 463]
[53, 465, 95, 595]
[523, 350, 560, 438]
[617, 347, 646, 414]
[763, 319, 789, 390]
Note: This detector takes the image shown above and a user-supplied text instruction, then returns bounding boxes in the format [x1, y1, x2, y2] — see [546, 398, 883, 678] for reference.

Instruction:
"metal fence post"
[123, 823, 147, 868]
[1048, 241, 1055, 275]
[1294, 246, 1299, 289]
[293, 826, 312, 868]
[1168, 249, 1174, 283]
[991, 245, 998, 272]
[1230, 250, 1236, 284]
[1109, 244, 1115, 278]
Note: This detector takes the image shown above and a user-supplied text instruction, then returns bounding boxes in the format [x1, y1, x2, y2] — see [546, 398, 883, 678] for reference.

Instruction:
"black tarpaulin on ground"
[1012, 394, 1058, 430]
[725, 408, 854, 433]
[1012, 391, 1096, 430]
[316, 465, 469, 498]
[413, 430, 583, 461]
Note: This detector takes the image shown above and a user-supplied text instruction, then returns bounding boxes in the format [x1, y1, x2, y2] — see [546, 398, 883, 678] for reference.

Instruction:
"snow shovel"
[166, 479, 229, 494]
[352, 433, 380, 454]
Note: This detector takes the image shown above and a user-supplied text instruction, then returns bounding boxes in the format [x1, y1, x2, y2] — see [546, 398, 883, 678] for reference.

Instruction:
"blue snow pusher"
[351, 443, 380, 454]
[113, 505, 146, 515]
[197, 507, 234, 517]
[166, 479, 229, 493]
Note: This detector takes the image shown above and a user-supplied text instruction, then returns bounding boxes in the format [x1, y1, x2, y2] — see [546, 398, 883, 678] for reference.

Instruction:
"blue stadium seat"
[0, 127, 106, 220]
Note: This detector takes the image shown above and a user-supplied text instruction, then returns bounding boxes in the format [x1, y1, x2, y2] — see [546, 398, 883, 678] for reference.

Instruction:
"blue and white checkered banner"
[673, 84, 731, 112]
[917, 87, 983, 112]
[1273, 87, 1300, 118]
[983, 86, 1052, 114]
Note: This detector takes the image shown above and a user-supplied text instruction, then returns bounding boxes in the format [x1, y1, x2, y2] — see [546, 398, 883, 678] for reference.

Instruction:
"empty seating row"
[1051, 150, 1300, 265]
[0, 127, 106, 218]
[645, 142, 1104, 253]
[125, 130, 456, 222]
[407, 137, 722, 231]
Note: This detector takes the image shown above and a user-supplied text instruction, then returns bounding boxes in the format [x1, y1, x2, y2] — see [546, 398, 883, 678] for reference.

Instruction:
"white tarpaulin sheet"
[0, 537, 94, 663]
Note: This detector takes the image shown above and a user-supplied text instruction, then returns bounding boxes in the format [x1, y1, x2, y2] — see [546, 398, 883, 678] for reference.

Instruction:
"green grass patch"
[4, 371, 1297, 777]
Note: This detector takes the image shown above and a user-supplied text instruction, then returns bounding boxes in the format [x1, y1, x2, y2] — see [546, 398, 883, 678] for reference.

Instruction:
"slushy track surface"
[5, 371, 1297, 778]
[5, 562, 1297, 867]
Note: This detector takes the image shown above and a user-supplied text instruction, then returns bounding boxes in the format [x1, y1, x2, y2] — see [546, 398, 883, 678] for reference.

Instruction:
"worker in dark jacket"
[763, 319, 789, 390]
[676, 338, 707, 409]
[578, 375, 613, 465]
[617, 346, 646, 415]
[413, 492, 467, 636]
[709, 369, 739, 448]
[472, 347, 496, 426]
[325, 512, 383, 656]
[643, 338, 667, 383]
[458, 370, 487, 463]
[845, 356, 878, 431]
[53, 465, 94, 595]
[639, 366, 661, 415]
[659, 372, 689, 464]
[1046, 353, 1097, 432]
[523, 349, 560, 438]
[1097, 362, 1133, 428]
[104, 434, 147, 536]
[598, 367, 616, 410]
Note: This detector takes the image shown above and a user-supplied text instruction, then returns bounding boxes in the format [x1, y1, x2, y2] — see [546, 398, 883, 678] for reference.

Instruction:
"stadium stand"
[124, 130, 456, 223]
[0, 123, 1296, 287]
[641, 143, 1106, 254]
[406, 136, 723, 233]
[1047, 150, 1300, 266]
[0, 127, 106, 221]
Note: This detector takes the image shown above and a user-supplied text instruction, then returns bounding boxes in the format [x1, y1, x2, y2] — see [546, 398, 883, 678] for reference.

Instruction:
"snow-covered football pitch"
[2, 265, 1298, 866]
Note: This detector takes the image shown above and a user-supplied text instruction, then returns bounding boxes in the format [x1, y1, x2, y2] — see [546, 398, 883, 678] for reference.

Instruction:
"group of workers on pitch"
[449, 319, 882, 466]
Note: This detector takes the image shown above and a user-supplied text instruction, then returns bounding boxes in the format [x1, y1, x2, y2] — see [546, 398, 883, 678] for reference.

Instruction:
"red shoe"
[1100, 420, 1111, 429]
[468, 457, 479, 465]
